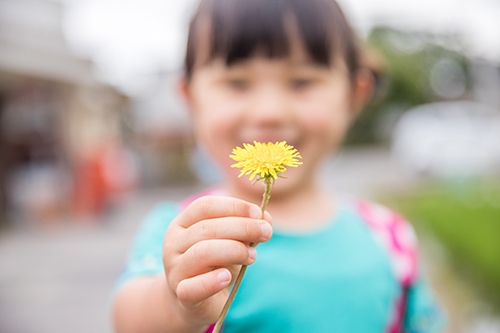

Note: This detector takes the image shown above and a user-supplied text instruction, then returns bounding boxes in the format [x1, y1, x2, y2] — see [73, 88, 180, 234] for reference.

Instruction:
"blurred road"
[0, 186, 199, 333]
[0, 146, 422, 333]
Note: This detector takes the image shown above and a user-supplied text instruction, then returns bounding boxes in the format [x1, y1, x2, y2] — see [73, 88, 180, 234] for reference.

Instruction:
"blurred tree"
[346, 26, 471, 145]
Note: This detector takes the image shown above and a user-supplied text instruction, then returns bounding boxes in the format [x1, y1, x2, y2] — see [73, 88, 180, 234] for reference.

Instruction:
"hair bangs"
[185, 0, 360, 79]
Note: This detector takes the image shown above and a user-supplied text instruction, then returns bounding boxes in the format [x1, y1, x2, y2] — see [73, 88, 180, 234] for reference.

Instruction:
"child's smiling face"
[183, 54, 364, 197]
[180, 1, 373, 199]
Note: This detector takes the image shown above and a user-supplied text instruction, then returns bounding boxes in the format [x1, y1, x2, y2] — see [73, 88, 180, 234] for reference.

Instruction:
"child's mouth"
[239, 129, 301, 148]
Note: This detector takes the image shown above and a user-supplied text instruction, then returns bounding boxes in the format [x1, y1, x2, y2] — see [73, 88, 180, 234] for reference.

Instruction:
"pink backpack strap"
[354, 198, 419, 333]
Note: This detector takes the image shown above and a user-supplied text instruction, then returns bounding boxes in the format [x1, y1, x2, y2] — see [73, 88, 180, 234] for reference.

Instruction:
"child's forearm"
[112, 274, 208, 333]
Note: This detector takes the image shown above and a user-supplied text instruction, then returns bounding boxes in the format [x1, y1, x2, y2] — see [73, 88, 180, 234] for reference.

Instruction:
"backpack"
[355, 197, 419, 333]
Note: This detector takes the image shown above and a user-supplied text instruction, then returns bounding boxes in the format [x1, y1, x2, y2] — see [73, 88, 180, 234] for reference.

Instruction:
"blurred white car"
[391, 101, 500, 178]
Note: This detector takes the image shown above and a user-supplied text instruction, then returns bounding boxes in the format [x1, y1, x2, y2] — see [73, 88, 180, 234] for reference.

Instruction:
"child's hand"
[162, 196, 273, 326]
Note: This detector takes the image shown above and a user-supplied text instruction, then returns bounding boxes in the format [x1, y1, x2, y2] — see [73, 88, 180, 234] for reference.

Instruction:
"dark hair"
[184, 0, 361, 80]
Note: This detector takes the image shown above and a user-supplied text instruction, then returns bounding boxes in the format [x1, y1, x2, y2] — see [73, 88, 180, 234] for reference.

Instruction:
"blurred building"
[0, 0, 130, 225]
[471, 60, 500, 110]
[129, 70, 196, 187]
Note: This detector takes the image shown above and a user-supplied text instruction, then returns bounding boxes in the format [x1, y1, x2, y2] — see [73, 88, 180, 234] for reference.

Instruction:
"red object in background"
[72, 151, 107, 219]
[72, 143, 138, 219]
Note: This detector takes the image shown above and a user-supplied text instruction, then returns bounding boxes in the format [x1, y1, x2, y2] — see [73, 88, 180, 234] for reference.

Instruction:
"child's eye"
[290, 79, 314, 90]
[226, 79, 250, 91]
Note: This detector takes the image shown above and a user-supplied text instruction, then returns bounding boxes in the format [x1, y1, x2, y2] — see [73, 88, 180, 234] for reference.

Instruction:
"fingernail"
[248, 247, 257, 261]
[249, 205, 262, 219]
[218, 270, 231, 284]
[260, 222, 272, 240]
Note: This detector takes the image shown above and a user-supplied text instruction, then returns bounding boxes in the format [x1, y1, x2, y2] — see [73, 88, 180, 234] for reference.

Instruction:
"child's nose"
[248, 86, 290, 125]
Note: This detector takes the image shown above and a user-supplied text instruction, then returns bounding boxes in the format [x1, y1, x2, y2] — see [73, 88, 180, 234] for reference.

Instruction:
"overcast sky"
[62, 0, 500, 95]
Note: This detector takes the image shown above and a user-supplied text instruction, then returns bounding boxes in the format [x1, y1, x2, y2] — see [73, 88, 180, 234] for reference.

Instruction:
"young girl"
[112, 0, 447, 332]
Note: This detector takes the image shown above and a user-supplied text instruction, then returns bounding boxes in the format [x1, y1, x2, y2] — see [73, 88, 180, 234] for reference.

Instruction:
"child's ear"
[178, 77, 195, 115]
[351, 68, 375, 116]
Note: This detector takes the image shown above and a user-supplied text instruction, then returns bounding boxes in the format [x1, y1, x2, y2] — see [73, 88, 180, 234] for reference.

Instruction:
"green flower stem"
[260, 177, 272, 219]
[213, 177, 272, 333]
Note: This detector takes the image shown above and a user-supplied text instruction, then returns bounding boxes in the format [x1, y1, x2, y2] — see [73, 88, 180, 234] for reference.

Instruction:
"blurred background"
[0, 0, 499, 332]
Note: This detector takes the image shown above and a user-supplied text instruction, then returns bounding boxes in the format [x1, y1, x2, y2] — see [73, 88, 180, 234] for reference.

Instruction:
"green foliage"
[380, 179, 500, 310]
[346, 26, 470, 145]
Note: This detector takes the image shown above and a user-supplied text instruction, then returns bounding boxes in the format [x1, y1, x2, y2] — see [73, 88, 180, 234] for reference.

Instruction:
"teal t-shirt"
[114, 196, 446, 333]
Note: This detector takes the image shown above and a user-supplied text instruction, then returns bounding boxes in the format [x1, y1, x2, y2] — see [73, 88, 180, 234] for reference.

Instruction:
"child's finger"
[176, 217, 272, 253]
[176, 196, 266, 228]
[176, 268, 232, 309]
[169, 239, 256, 289]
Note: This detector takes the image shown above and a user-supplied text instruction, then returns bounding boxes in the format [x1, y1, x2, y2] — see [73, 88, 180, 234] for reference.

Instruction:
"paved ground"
[0, 146, 497, 333]
[0, 185, 201, 333]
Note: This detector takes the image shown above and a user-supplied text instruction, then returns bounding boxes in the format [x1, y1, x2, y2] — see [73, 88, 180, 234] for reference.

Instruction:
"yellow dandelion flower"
[230, 141, 302, 181]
